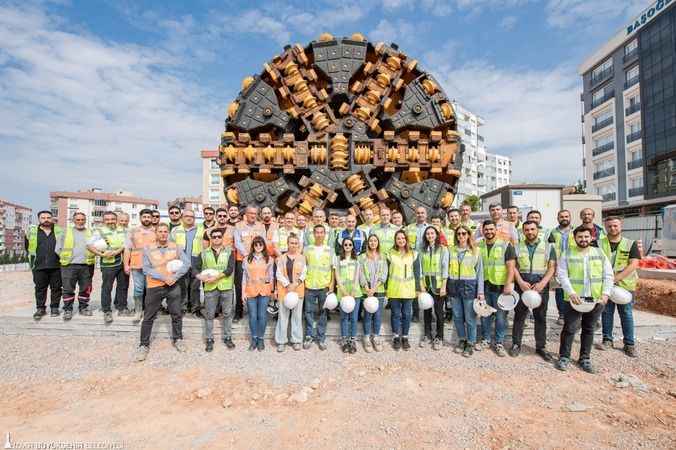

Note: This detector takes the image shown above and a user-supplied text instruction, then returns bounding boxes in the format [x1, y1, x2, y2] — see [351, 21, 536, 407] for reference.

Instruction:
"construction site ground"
[1, 270, 675, 450]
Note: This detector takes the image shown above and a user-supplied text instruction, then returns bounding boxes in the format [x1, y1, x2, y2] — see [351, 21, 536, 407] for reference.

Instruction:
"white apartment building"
[201, 149, 226, 207]
[484, 153, 512, 193]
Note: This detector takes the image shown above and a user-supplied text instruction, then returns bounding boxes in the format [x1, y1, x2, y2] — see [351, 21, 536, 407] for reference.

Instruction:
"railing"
[591, 67, 613, 86]
[626, 131, 642, 143]
[593, 167, 616, 180]
[592, 117, 613, 133]
[591, 90, 615, 109]
[592, 142, 614, 156]
[624, 76, 639, 89]
[602, 192, 617, 202]
[628, 187, 644, 197]
[627, 159, 643, 170]
[623, 48, 638, 62]
[625, 103, 641, 116]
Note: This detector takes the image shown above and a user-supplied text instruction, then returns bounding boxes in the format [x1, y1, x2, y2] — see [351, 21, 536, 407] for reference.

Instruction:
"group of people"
[26, 202, 640, 374]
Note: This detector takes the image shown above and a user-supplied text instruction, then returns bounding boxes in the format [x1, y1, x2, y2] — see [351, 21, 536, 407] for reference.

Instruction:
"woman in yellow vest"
[242, 236, 274, 351]
[419, 226, 449, 351]
[387, 230, 421, 351]
[359, 234, 388, 352]
[275, 234, 306, 352]
[448, 225, 484, 357]
[334, 237, 362, 353]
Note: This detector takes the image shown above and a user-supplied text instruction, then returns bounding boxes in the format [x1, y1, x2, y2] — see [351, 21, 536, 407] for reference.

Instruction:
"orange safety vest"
[244, 256, 273, 298]
[263, 221, 278, 256]
[277, 253, 306, 299]
[236, 221, 266, 261]
[129, 226, 157, 269]
[145, 242, 179, 289]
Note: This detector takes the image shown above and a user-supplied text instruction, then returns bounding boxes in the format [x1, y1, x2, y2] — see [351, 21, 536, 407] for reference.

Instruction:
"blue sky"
[0, 0, 652, 212]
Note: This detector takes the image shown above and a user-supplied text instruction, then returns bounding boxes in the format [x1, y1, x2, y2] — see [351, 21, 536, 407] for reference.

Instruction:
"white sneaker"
[135, 345, 149, 362]
[173, 339, 187, 353]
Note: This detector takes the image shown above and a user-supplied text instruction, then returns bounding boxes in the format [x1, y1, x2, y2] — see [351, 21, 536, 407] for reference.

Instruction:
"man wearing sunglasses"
[202, 207, 216, 229]
[150, 211, 161, 229]
[168, 206, 182, 231]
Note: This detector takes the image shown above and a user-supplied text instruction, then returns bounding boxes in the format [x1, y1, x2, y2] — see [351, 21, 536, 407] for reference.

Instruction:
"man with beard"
[460, 203, 477, 234]
[150, 210, 161, 229]
[124, 209, 157, 323]
[26, 210, 63, 320]
[168, 205, 182, 231]
[579, 208, 605, 247]
[549, 209, 574, 324]
[477, 204, 518, 245]
[234, 206, 266, 322]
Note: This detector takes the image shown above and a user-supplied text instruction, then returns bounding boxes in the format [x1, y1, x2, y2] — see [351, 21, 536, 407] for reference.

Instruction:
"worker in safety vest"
[328, 211, 342, 250]
[477, 204, 518, 245]
[274, 212, 297, 255]
[294, 213, 308, 246]
[135, 223, 190, 361]
[25, 210, 63, 320]
[55, 211, 96, 321]
[90, 211, 130, 323]
[234, 206, 266, 322]
[303, 224, 334, 350]
[506, 206, 522, 230]
[275, 233, 306, 352]
[548, 209, 574, 324]
[579, 208, 605, 247]
[444, 208, 462, 247]
[304, 208, 331, 248]
[357, 208, 375, 237]
[193, 227, 235, 352]
[260, 206, 279, 257]
[391, 210, 404, 230]
[124, 208, 157, 323]
[598, 216, 640, 358]
[419, 226, 449, 351]
[242, 235, 274, 352]
[511, 220, 557, 361]
[404, 206, 429, 323]
[555, 226, 614, 374]
[167, 205, 182, 231]
[170, 209, 204, 316]
[202, 206, 216, 230]
[117, 212, 130, 232]
[477, 220, 517, 357]
[460, 203, 478, 235]
[371, 207, 398, 257]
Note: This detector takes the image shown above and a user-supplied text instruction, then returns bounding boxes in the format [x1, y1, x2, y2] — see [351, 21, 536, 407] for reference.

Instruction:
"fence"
[622, 215, 663, 253]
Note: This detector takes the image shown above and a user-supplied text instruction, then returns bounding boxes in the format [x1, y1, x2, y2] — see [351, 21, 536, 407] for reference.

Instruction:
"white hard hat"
[324, 293, 338, 310]
[418, 292, 434, 310]
[166, 259, 184, 273]
[473, 298, 496, 318]
[610, 286, 632, 305]
[340, 296, 356, 313]
[497, 292, 518, 311]
[92, 239, 108, 252]
[200, 269, 220, 278]
[283, 291, 300, 309]
[570, 297, 596, 313]
[521, 290, 542, 309]
[363, 296, 379, 313]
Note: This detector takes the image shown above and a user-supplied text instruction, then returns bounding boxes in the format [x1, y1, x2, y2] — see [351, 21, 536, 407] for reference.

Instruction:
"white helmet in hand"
[521, 290, 542, 309]
[283, 291, 300, 310]
[418, 292, 434, 310]
[363, 296, 379, 313]
[323, 293, 338, 310]
[166, 259, 184, 273]
[340, 296, 356, 313]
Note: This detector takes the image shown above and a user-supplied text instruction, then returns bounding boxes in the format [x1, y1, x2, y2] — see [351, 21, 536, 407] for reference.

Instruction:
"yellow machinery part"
[222, 144, 237, 163]
[439, 192, 454, 209]
[354, 145, 371, 164]
[346, 174, 367, 194]
[330, 134, 349, 170]
[226, 188, 239, 205]
[309, 144, 327, 164]
[312, 112, 330, 130]
[227, 101, 239, 120]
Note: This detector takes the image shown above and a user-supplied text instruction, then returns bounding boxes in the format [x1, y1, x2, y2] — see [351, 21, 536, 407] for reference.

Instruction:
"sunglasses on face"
[217, 214, 227, 218]
[211, 235, 223, 239]
[456, 231, 469, 236]
[169, 211, 180, 215]
[205, 212, 214, 215]
[343, 243, 353, 247]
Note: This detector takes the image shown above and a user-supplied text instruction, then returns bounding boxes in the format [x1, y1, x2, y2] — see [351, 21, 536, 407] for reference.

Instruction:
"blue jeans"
[131, 269, 146, 299]
[481, 285, 507, 344]
[602, 300, 635, 345]
[363, 296, 385, 336]
[450, 279, 478, 344]
[555, 288, 566, 318]
[247, 295, 269, 343]
[390, 299, 413, 337]
[340, 298, 361, 338]
[304, 288, 328, 343]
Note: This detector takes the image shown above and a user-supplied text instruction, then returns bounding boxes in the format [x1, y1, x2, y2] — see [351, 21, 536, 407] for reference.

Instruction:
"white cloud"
[369, 18, 417, 45]
[500, 15, 518, 30]
[545, 0, 651, 29]
[0, 4, 222, 210]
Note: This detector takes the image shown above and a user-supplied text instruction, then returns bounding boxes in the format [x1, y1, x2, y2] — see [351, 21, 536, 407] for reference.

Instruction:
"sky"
[0, 0, 653, 212]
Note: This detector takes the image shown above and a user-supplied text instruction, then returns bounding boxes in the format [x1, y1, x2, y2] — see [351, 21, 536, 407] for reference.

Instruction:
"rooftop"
[50, 190, 159, 206]
[480, 183, 565, 199]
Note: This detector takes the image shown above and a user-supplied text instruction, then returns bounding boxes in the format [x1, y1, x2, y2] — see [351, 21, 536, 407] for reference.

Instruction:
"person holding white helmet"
[359, 234, 388, 352]
[597, 216, 640, 357]
[478, 220, 517, 357]
[334, 237, 362, 353]
[303, 224, 334, 350]
[136, 223, 190, 361]
[193, 228, 235, 352]
[555, 226, 614, 373]
[419, 226, 449, 350]
[511, 221, 557, 361]
[275, 234, 306, 352]
[242, 236, 274, 352]
[448, 224, 484, 357]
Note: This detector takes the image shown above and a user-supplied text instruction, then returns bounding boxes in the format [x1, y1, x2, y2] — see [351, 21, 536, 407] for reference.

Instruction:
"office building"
[201, 149, 226, 207]
[0, 199, 32, 256]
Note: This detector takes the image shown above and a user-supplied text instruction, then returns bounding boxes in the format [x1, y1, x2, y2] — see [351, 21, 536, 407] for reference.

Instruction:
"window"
[593, 134, 613, 148]
[626, 66, 639, 81]
[94, 199, 107, 207]
[210, 159, 219, 170]
[210, 174, 220, 185]
[592, 59, 613, 80]
[629, 148, 642, 161]
[629, 176, 643, 189]
[594, 109, 613, 125]
[592, 86, 613, 107]
[594, 159, 614, 172]
[628, 94, 640, 107]
[625, 39, 638, 55]
[628, 122, 641, 134]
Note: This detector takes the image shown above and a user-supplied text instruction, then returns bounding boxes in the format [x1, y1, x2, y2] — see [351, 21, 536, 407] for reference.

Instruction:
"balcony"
[627, 158, 643, 170]
[591, 90, 615, 109]
[624, 76, 639, 89]
[625, 103, 641, 116]
[623, 48, 638, 63]
[592, 142, 614, 157]
[592, 117, 613, 133]
[593, 167, 616, 180]
[591, 67, 613, 86]
[628, 186, 644, 197]
[602, 192, 617, 202]
[626, 131, 642, 143]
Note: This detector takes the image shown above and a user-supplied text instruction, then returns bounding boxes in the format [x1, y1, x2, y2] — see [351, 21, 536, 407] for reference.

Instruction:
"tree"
[574, 179, 586, 194]
[463, 195, 481, 212]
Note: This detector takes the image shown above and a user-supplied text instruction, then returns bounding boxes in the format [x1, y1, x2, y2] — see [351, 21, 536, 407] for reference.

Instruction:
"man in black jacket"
[25, 210, 63, 320]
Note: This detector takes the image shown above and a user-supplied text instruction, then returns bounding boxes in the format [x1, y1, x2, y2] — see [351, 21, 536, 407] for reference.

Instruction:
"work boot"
[393, 336, 401, 351]
[79, 307, 92, 316]
[50, 308, 60, 317]
[509, 344, 521, 357]
[372, 335, 383, 352]
[462, 342, 474, 358]
[224, 337, 235, 349]
[257, 338, 265, 351]
[419, 336, 429, 348]
[317, 341, 327, 351]
[494, 343, 507, 357]
[303, 337, 313, 350]
[104, 312, 113, 324]
[432, 338, 442, 351]
[341, 339, 350, 353]
[402, 337, 411, 351]
[623, 344, 638, 358]
[277, 344, 286, 353]
[33, 309, 46, 321]
[596, 339, 613, 351]
[205, 339, 214, 353]
[248, 340, 257, 351]
[292, 343, 302, 351]
[480, 339, 491, 350]
[536, 349, 554, 362]
[133, 297, 143, 324]
[555, 357, 570, 371]
[454, 340, 466, 354]
[362, 336, 372, 353]
[578, 358, 596, 374]
[63, 310, 73, 321]
[135, 345, 149, 362]
[349, 338, 357, 354]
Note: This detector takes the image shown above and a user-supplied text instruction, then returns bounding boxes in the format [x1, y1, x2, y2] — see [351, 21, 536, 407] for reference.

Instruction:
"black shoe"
[205, 339, 214, 352]
[257, 339, 265, 351]
[349, 340, 357, 354]
[578, 358, 596, 374]
[224, 338, 235, 349]
[402, 337, 410, 351]
[63, 310, 73, 321]
[623, 344, 638, 358]
[341, 341, 350, 353]
[248, 341, 256, 351]
[462, 342, 474, 357]
[509, 344, 521, 357]
[393, 337, 401, 351]
[536, 349, 553, 362]
[79, 307, 93, 316]
[33, 309, 46, 321]
[50, 308, 60, 317]
[555, 357, 570, 371]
